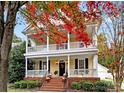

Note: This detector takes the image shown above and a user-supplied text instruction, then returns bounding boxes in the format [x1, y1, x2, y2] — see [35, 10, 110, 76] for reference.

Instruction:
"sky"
[14, 12, 27, 41]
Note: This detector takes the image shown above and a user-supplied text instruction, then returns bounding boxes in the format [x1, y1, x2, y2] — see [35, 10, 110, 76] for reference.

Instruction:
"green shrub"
[71, 82, 81, 90]
[107, 81, 114, 89]
[101, 80, 114, 89]
[27, 82, 35, 88]
[14, 82, 20, 88]
[95, 81, 108, 92]
[79, 80, 85, 87]
[35, 80, 42, 87]
[27, 80, 39, 88]
[54, 70, 58, 75]
[81, 81, 94, 91]
[20, 81, 27, 88]
[14, 80, 41, 89]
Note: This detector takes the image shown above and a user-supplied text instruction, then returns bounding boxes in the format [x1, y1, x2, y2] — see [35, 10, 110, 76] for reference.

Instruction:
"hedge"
[14, 80, 41, 89]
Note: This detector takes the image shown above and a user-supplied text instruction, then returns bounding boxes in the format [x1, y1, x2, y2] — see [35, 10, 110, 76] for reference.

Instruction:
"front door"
[59, 62, 65, 76]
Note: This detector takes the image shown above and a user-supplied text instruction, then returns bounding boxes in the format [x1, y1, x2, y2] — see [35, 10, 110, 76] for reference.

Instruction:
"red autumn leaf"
[49, 3, 55, 12]
[64, 24, 73, 33]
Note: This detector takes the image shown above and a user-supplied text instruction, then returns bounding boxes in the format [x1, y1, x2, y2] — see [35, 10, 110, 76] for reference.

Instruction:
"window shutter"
[48, 60, 50, 72]
[39, 61, 42, 70]
[75, 59, 78, 69]
[85, 58, 88, 69]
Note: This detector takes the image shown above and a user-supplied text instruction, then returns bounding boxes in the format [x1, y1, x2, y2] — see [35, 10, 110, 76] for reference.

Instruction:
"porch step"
[41, 88, 65, 92]
[40, 77, 65, 92]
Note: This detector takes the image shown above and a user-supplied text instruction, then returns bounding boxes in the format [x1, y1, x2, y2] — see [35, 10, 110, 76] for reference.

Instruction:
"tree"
[98, 2, 124, 91]
[0, 1, 27, 91]
[0, 1, 121, 92]
[12, 34, 22, 43]
[8, 42, 25, 83]
[97, 33, 109, 66]
[21, 1, 119, 46]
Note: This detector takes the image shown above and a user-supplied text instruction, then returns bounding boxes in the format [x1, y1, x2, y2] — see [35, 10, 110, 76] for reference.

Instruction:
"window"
[75, 58, 88, 69]
[39, 61, 47, 70]
[43, 62, 47, 70]
[78, 59, 84, 69]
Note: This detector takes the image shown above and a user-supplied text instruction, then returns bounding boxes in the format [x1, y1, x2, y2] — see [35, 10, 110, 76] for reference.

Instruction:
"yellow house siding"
[50, 59, 59, 75]
[88, 56, 93, 69]
[70, 59, 75, 70]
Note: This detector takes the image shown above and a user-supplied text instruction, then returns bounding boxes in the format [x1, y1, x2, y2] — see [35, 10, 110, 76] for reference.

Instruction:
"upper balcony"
[27, 41, 97, 53]
[24, 24, 98, 55]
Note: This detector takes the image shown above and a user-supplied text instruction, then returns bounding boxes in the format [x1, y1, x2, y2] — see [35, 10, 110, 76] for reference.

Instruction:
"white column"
[25, 58, 28, 77]
[68, 32, 70, 50]
[68, 55, 70, 77]
[47, 56, 49, 74]
[93, 55, 98, 76]
[26, 35, 28, 53]
[47, 32, 49, 51]
[94, 25, 98, 46]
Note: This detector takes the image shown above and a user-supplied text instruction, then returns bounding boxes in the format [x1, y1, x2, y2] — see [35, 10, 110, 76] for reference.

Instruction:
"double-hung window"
[75, 58, 88, 75]
[39, 61, 47, 70]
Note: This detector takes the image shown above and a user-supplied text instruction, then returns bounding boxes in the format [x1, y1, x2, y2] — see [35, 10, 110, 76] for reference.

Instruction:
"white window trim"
[40, 60, 47, 70]
[77, 58, 88, 70]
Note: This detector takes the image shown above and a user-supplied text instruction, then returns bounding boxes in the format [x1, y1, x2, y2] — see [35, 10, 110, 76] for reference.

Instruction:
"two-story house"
[23, 21, 100, 79]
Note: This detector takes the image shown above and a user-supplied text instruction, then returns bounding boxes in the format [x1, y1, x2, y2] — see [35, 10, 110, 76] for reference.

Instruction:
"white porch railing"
[28, 45, 47, 52]
[27, 70, 47, 77]
[49, 43, 68, 51]
[70, 42, 95, 49]
[70, 69, 97, 77]
[27, 41, 96, 52]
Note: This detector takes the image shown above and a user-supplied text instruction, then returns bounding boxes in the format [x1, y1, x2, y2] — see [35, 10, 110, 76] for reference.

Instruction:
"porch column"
[47, 56, 49, 74]
[94, 25, 98, 47]
[25, 58, 28, 77]
[26, 35, 28, 53]
[68, 32, 70, 50]
[93, 55, 98, 76]
[47, 32, 49, 51]
[68, 55, 70, 77]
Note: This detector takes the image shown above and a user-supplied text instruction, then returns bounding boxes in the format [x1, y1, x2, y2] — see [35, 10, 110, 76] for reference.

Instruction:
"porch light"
[55, 61, 59, 65]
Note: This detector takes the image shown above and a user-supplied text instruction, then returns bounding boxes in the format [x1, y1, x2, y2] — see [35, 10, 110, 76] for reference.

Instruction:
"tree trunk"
[114, 79, 122, 92]
[0, 59, 8, 92]
[115, 82, 121, 92]
[0, 2, 21, 92]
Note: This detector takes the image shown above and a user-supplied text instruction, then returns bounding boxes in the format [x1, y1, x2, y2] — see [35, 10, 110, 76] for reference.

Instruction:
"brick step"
[43, 84, 64, 87]
[49, 79, 62, 81]
[49, 80, 63, 82]
[40, 77, 65, 92]
[42, 84, 64, 87]
[41, 88, 65, 92]
[45, 81, 63, 84]
[42, 86, 64, 89]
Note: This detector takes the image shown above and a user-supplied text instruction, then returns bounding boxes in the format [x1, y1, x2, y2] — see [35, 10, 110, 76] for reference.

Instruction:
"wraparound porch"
[25, 54, 98, 77]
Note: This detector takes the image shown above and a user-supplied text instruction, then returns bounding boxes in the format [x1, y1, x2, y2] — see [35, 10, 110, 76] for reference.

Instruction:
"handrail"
[27, 41, 97, 52]
[41, 71, 48, 87]
[70, 69, 97, 77]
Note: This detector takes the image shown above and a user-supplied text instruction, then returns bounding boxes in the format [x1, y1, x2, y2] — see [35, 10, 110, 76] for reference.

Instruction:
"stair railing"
[41, 71, 48, 87]
[63, 72, 68, 92]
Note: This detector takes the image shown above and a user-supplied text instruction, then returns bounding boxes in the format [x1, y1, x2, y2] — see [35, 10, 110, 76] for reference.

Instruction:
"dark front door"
[59, 62, 65, 76]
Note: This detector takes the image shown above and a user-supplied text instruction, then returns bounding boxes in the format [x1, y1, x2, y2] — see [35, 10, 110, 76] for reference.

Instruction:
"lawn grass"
[103, 78, 124, 82]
